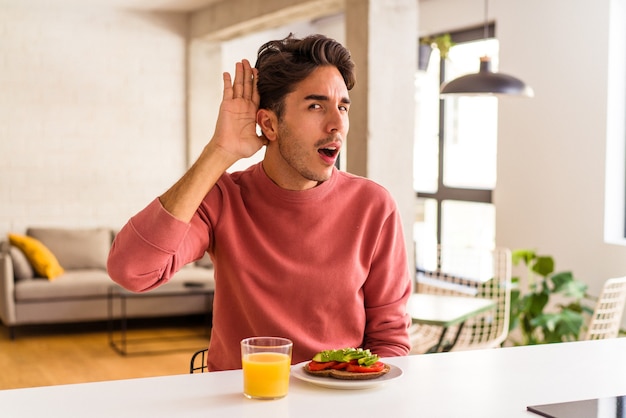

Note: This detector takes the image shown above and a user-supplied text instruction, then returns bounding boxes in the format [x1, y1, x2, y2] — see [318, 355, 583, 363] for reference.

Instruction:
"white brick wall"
[0, 7, 188, 235]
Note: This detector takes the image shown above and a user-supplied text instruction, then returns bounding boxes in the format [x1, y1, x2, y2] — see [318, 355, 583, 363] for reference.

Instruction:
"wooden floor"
[0, 316, 210, 390]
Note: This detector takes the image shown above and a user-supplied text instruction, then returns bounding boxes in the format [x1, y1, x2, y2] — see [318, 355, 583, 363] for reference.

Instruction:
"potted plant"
[418, 33, 454, 71]
[508, 249, 593, 345]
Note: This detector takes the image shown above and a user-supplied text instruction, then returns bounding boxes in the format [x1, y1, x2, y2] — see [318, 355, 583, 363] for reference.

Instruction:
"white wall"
[0, 6, 188, 235]
[420, 0, 626, 300]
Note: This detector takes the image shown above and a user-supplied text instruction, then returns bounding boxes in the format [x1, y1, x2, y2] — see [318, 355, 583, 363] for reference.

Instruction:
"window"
[414, 26, 498, 268]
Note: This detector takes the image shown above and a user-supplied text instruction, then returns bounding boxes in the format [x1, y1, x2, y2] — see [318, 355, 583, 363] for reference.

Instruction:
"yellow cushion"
[8, 233, 65, 280]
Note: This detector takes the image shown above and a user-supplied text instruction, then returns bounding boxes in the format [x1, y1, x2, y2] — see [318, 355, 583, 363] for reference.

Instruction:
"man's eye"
[309, 103, 321, 110]
[339, 105, 349, 112]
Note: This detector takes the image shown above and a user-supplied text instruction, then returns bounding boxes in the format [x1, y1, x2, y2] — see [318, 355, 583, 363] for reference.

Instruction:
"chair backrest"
[190, 348, 208, 373]
[585, 276, 626, 341]
[414, 246, 512, 351]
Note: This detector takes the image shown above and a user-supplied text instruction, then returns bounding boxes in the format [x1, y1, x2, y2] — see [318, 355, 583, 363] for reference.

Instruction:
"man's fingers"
[222, 71, 233, 100]
[224, 60, 258, 102]
[242, 59, 253, 99]
[232, 61, 244, 98]
[251, 67, 260, 106]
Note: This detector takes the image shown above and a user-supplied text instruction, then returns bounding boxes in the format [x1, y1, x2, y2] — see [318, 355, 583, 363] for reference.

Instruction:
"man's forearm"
[159, 142, 237, 223]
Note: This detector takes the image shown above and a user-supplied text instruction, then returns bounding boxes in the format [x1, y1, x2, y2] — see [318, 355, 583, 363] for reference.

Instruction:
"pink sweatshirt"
[107, 163, 412, 371]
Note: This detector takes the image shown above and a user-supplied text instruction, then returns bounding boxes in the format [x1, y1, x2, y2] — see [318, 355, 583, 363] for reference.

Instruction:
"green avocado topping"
[311, 348, 379, 367]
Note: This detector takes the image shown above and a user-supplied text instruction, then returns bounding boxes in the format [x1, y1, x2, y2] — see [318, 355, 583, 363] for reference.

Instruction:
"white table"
[2, 338, 626, 417]
[407, 293, 496, 352]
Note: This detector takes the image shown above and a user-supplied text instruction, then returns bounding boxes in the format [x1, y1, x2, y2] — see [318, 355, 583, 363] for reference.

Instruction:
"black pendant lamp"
[440, 0, 534, 98]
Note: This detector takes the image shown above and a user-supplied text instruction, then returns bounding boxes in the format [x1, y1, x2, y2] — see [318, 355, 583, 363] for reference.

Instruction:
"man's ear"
[257, 109, 278, 141]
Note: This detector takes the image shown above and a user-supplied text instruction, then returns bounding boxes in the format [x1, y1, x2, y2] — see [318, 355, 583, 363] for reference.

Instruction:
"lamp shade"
[440, 56, 534, 97]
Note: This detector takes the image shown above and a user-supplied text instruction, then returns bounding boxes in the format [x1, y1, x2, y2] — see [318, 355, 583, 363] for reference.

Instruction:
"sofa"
[0, 227, 215, 339]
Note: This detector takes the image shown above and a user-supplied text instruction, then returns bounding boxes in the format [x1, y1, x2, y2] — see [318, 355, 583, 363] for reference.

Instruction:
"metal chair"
[189, 348, 209, 373]
[585, 276, 626, 340]
[409, 246, 512, 354]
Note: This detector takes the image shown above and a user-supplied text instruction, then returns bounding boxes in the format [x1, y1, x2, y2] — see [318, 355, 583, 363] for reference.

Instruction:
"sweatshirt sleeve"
[107, 198, 210, 292]
[362, 208, 412, 357]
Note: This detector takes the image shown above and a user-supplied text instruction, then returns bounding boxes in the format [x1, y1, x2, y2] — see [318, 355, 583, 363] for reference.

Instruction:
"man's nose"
[326, 108, 347, 133]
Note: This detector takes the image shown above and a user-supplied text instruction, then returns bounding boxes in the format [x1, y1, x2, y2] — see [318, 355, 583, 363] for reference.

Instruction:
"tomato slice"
[307, 361, 337, 371]
[330, 362, 349, 370]
[309, 359, 385, 373]
[346, 361, 385, 373]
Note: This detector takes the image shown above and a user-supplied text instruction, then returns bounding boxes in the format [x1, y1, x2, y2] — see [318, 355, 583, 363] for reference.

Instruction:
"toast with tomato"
[303, 348, 390, 380]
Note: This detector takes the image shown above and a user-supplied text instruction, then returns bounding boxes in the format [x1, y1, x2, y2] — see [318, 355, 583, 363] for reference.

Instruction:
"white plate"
[290, 362, 403, 390]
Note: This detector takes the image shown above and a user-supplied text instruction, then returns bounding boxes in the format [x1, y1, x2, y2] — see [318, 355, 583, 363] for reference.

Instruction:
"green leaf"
[556, 309, 584, 338]
[561, 302, 583, 313]
[550, 271, 574, 290]
[524, 292, 549, 316]
[531, 256, 554, 277]
[512, 249, 536, 266]
[531, 313, 557, 331]
[510, 288, 520, 305]
[531, 310, 585, 343]
[546, 310, 585, 342]
[550, 272, 587, 298]
[564, 281, 587, 299]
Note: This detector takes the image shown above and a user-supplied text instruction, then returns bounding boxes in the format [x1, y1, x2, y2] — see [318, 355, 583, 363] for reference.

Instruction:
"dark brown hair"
[255, 33, 356, 119]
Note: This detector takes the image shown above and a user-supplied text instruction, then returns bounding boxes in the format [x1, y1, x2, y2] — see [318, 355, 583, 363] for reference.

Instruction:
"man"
[107, 34, 411, 371]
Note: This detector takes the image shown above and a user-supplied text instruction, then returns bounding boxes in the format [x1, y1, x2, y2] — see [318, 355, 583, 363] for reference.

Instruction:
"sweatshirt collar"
[254, 162, 337, 202]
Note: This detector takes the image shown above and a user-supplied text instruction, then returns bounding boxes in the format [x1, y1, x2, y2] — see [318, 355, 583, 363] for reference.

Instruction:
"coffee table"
[107, 283, 214, 355]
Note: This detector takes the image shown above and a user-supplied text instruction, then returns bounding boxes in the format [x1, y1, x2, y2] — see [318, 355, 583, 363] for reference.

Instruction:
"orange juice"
[242, 352, 291, 399]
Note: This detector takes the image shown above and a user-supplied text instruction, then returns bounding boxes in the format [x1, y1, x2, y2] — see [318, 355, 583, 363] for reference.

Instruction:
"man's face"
[269, 65, 350, 190]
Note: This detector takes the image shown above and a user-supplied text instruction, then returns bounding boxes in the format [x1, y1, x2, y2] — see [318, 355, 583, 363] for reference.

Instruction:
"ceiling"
[0, 0, 223, 12]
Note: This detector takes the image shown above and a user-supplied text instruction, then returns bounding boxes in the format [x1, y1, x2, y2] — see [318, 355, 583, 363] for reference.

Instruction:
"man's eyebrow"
[304, 94, 351, 104]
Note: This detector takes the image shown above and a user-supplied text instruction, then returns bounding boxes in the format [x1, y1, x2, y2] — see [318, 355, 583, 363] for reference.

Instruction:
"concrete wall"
[0, 7, 188, 234]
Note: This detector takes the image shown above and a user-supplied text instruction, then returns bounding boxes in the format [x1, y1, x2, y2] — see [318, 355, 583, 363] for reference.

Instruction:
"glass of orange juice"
[241, 336, 293, 400]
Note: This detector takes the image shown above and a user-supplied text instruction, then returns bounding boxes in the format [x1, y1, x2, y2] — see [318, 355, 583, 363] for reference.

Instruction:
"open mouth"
[318, 146, 339, 159]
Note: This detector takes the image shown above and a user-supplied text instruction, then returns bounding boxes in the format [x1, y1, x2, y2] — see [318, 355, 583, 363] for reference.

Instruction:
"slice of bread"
[303, 363, 391, 380]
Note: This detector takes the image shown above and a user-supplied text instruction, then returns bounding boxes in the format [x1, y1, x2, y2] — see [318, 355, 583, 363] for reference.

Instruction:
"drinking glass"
[241, 336, 293, 400]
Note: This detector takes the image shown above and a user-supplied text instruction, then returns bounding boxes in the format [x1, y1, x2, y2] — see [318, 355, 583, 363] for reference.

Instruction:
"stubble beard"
[277, 124, 333, 184]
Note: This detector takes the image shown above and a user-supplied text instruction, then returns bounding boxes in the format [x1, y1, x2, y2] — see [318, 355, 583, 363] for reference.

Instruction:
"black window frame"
[417, 23, 496, 245]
